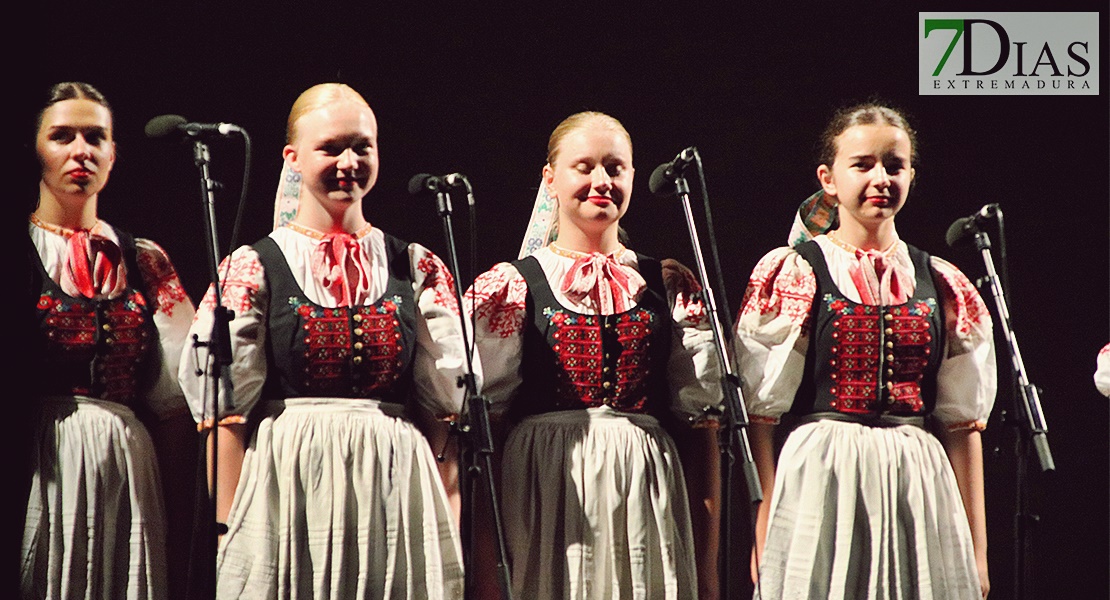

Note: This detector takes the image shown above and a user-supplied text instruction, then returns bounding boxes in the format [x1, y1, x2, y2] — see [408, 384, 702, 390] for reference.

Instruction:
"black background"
[18, 2, 1107, 598]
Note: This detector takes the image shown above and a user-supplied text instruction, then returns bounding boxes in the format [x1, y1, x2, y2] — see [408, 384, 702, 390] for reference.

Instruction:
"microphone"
[408, 173, 472, 202]
[648, 147, 698, 196]
[144, 114, 244, 139]
[945, 203, 1000, 247]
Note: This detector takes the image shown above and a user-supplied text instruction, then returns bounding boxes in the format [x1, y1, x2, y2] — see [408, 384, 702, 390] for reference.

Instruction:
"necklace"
[286, 221, 374, 240]
[826, 231, 897, 256]
[548, 242, 626, 260]
[29, 213, 103, 237]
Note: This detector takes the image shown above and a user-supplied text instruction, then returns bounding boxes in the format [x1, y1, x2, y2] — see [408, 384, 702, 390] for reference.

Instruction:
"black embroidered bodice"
[32, 229, 158, 406]
[510, 254, 672, 421]
[254, 234, 416, 404]
[792, 240, 945, 417]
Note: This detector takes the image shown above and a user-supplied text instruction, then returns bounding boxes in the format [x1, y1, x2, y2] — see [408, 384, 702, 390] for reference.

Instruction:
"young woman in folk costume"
[466, 111, 723, 599]
[179, 83, 467, 599]
[23, 81, 196, 599]
[735, 103, 995, 599]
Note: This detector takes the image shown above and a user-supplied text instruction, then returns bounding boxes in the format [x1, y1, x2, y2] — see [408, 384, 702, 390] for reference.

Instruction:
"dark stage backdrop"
[19, 2, 1107, 599]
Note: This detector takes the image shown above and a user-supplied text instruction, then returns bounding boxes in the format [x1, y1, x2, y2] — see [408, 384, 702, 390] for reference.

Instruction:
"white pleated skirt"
[755, 420, 980, 600]
[22, 395, 169, 600]
[215, 398, 464, 600]
[501, 406, 698, 600]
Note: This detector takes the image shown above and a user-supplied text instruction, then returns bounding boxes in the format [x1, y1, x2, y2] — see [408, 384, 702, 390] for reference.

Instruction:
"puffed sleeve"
[178, 245, 269, 428]
[135, 238, 196, 419]
[660, 259, 724, 424]
[732, 247, 817, 423]
[1096, 343, 1110, 398]
[464, 262, 529, 419]
[931, 256, 997, 431]
[408, 243, 476, 418]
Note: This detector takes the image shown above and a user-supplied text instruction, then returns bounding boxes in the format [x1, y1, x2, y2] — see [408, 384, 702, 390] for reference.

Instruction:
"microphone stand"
[669, 159, 762, 598]
[968, 224, 1054, 600]
[429, 185, 513, 600]
[187, 138, 234, 600]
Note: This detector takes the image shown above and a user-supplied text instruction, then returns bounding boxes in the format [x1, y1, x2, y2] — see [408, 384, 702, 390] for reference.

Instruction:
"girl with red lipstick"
[179, 83, 466, 599]
[735, 103, 995, 599]
[23, 82, 196, 599]
[466, 111, 722, 599]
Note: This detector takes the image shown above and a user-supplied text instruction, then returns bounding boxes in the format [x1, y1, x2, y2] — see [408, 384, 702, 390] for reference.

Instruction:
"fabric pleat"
[755, 420, 980, 600]
[215, 398, 463, 600]
[22, 397, 168, 600]
[501, 407, 697, 600]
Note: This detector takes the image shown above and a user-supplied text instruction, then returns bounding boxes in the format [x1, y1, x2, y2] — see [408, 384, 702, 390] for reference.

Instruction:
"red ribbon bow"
[560, 252, 646, 314]
[312, 232, 369, 307]
[62, 229, 124, 299]
[851, 248, 911, 305]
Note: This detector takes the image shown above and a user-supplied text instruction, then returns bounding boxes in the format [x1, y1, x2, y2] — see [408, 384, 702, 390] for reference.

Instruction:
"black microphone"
[408, 173, 470, 197]
[648, 147, 698, 196]
[945, 203, 1000, 247]
[145, 114, 245, 139]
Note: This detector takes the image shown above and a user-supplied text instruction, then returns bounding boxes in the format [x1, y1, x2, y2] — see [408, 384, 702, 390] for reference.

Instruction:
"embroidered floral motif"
[467, 265, 528, 338]
[940, 269, 990, 339]
[823, 296, 936, 414]
[199, 251, 264, 315]
[137, 242, 189, 317]
[544, 307, 657, 412]
[290, 295, 406, 396]
[416, 254, 460, 315]
[740, 254, 817, 334]
[38, 288, 153, 403]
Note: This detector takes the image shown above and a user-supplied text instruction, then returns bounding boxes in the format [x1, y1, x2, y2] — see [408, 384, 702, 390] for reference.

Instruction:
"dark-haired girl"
[23, 82, 195, 599]
[736, 104, 994, 599]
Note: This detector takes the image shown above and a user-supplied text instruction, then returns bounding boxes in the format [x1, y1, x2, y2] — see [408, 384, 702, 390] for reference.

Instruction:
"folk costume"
[179, 161, 467, 599]
[465, 185, 722, 599]
[736, 192, 996, 599]
[24, 215, 194, 600]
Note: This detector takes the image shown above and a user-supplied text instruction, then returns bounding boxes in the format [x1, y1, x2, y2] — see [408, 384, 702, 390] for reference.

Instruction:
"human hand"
[976, 552, 990, 598]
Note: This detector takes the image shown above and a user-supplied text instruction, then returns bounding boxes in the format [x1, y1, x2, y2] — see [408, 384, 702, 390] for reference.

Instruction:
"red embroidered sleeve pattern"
[661, 258, 708, 327]
[935, 266, 990, 340]
[739, 252, 817, 334]
[415, 253, 460, 316]
[135, 240, 189, 317]
[466, 265, 528, 339]
[198, 250, 263, 316]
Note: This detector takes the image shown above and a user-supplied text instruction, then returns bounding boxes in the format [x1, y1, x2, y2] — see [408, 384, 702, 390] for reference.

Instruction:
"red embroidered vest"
[510, 254, 671, 420]
[254, 234, 416, 404]
[32, 230, 157, 406]
[792, 240, 944, 418]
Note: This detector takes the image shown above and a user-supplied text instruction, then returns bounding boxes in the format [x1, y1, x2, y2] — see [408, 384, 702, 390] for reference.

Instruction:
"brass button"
[352, 356, 363, 365]
[354, 342, 364, 351]
[884, 328, 893, 335]
[353, 314, 363, 322]
[886, 369, 894, 377]
[602, 381, 612, 390]
[602, 366, 611, 374]
[101, 323, 112, 332]
[885, 341, 894, 349]
[884, 314, 893, 322]
[886, 354, 895, 362]
[353, 328, 364, 336]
